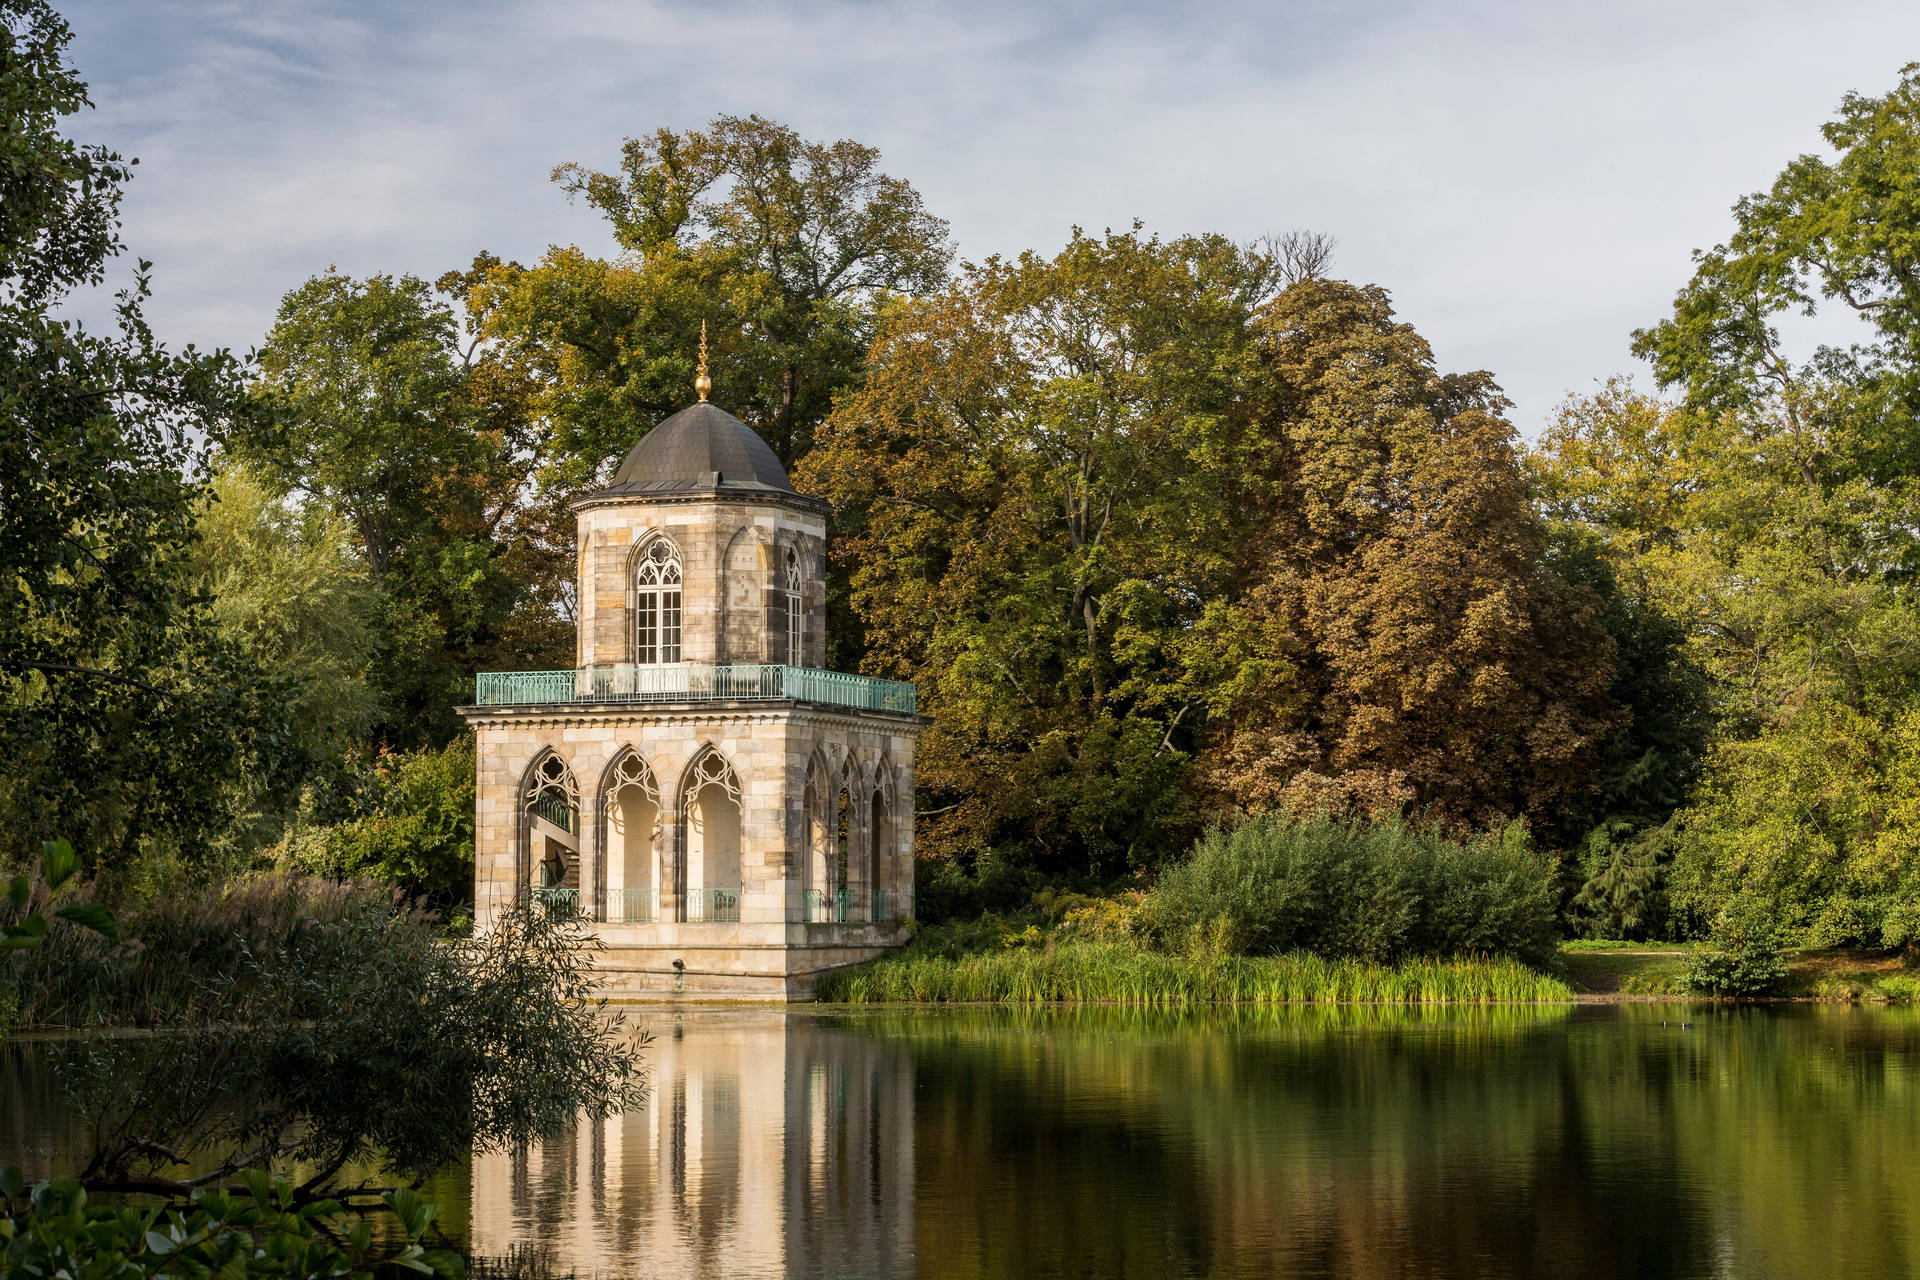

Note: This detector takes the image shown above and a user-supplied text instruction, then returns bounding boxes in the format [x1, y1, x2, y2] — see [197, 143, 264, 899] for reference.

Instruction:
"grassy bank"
[1555, 943, 1920, 1000]
[818, 941, 1573, 1005]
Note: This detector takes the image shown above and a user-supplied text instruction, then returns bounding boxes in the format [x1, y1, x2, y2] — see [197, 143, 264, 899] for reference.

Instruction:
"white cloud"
[61, 0, 1920, 431]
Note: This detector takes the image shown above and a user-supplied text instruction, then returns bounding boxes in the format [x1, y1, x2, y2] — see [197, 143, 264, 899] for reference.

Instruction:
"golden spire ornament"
[694, 320, 712, 403]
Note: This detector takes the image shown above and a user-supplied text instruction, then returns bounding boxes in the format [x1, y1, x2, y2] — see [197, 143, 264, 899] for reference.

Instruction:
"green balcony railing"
[807, 889, 892, 923]
[687, 887, 741, 923]
[473, 664, 915, 715]
[529, 887, 580, 919]
[607, 887, 656, 923]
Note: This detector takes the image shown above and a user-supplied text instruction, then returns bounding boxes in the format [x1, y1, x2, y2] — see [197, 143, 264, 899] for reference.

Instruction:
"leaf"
[39, 838, 78, 891]
[53, 902, 117, 939]
[145, 1229, 178, 1255]
[241, 1168, 272, 1208]
[0, 1166, 25, 1203]
[3, 917, 48, 950]
[5, 877, 26, 912]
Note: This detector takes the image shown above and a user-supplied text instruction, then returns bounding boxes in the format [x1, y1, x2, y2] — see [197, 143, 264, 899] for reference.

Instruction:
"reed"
[818, 941, 1573, 1005]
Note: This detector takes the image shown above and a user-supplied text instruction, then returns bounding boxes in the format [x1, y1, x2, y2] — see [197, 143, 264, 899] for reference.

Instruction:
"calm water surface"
[6, 1003, 1920, 1279]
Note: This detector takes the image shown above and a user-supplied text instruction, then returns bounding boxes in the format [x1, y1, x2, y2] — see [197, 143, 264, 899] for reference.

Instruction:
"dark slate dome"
[604, 402, 794, 495]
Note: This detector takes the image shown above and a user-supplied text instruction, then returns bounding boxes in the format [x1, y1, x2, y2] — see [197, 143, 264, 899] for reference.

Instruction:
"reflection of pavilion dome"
[603, 402, 794, 495]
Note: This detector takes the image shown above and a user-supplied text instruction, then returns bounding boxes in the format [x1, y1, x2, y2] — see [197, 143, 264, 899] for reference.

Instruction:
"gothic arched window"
[783, 547, 803, 667]
[633, 538, 682, 665]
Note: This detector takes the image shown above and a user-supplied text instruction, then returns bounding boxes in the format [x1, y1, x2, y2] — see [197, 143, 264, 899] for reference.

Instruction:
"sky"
[61, 0, 1920, 436]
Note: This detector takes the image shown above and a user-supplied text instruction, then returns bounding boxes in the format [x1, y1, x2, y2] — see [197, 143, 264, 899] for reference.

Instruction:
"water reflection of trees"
[848, 1005, 1920, 1280]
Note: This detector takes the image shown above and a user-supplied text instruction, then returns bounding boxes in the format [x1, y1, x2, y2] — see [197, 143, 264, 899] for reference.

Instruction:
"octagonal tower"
[459, 375, 923, 1000]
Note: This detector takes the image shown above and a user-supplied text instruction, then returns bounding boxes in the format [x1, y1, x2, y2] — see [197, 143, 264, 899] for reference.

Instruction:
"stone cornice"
[456, 698, 928, 732]
[570, 487, 832, 518]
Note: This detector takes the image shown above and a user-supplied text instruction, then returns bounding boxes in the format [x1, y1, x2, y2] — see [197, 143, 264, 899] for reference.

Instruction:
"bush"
[1145, 814, 1559, 967]
[0, 1169, 457, 1279]
[13, 874, 646, 1202]
[288, 737, 476, 908]
[1684, 897, 1790, 995]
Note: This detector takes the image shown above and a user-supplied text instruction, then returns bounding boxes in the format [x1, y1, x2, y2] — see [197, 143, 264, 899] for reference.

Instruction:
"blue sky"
[62, 0, 1920, 434]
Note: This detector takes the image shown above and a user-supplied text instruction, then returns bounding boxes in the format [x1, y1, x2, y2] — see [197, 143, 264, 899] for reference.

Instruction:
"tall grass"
[818, 941, 1572, 1005]
[5, 876, 430, 1029]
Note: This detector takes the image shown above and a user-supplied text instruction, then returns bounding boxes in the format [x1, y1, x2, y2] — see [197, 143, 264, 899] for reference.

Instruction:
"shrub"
[1145, 813, 1559, 967]
[288, 737, 476, 908]
[0, 1168, 457, 1279]
[1684, 897, 1790, 996]
[15, 875, 646, 1202]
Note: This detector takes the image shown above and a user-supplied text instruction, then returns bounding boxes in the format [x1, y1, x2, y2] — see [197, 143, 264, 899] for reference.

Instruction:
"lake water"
[7, 1003, 1920, 1279]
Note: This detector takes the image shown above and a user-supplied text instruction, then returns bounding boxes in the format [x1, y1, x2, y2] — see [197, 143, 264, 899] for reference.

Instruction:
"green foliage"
[818, 941, 1570, 1005]
[1146, 814, 1560, 967]
[8, 875, 645, 1197]
[289, 737, 477, 907]
[0, 0, 304, 878]
[1536, 65, 1920, 947]
[1684, 898, 1791, 996]
[1569, 819, 1679, 941]
[0, 1169, 459, 1279]
[539, 112, 952, 469]
[800, 227, 1281, 877]
[237, 269, 564, 749]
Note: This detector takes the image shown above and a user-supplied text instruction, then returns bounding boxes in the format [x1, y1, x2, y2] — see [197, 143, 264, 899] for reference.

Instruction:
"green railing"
[607, 887, 656, 923]
[529, 887, 580, 919]
[531, 796, 573, 834]
[688, 887, 741, 923]
[474, 664, 915, 715]
[807, 889, 891, 923]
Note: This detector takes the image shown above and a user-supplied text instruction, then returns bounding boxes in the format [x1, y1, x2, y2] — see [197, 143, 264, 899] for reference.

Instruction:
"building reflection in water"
[469, 1010, 912, 1279]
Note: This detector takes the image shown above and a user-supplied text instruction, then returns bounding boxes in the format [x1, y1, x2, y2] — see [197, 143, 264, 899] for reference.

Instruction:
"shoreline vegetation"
[817, 943, 1573, 1005]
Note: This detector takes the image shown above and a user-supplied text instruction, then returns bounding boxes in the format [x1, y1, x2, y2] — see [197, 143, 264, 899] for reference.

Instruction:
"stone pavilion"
[458, 360, 924, 999]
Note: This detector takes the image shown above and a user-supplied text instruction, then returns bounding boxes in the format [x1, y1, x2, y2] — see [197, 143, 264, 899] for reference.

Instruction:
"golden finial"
[694, 320, 711, 403]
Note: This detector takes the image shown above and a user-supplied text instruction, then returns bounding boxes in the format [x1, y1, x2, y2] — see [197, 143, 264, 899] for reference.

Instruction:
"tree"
[1200, 280, 1619, 833]
[800, 227, 1280, 878]
[185, 465, 380, 858]
[1538, 67, 1920, 946]
[0, 0, 302, 877]
[238, 269, 566, 748]
[461, 114, 951, 503]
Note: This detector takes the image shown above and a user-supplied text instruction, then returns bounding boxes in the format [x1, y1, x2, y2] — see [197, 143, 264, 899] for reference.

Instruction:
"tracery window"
[633, 538, 682, 664]
[783, 547, 803, 667]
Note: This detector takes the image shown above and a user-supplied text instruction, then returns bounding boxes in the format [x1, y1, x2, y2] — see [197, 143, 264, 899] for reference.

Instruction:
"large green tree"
[469, 113, 952, 495]
[237, 270, 566, 747]
[800, 227, 1282, 879]
[0, 0, 301, 877]
[1539, 66, 1920, 946]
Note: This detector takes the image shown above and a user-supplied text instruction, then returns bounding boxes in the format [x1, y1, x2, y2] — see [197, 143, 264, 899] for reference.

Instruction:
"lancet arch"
[677, 744, 743, 922]
[600, 748, 661, 923]
[630, 534, 683, 665]
[520, 749, 580, 912]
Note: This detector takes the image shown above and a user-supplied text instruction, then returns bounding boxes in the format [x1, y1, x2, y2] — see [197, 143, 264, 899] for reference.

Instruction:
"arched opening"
[834, 784, 854, 923]
[784, 547, 803, 666]
[682, 749, 742, 922]
[522, 751, 579, 918]
[604, 750, 659, 923]
[633, 537, 683, 665]
[870, 787, 890, 922]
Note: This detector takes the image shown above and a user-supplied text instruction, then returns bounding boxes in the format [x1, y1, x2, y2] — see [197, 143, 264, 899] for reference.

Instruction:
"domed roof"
[602, 402, 794, 495]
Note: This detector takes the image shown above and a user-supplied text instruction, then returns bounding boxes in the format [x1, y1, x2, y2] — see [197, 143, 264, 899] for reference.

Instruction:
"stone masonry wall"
[574, 495, 826, 669]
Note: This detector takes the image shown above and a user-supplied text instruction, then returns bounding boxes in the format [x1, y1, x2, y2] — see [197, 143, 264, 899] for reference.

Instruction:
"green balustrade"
[529, 887, 580, 919]
[688, 887, 741, 923]
[473, 664, 915, 715]
[607, 888, 656, 923]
